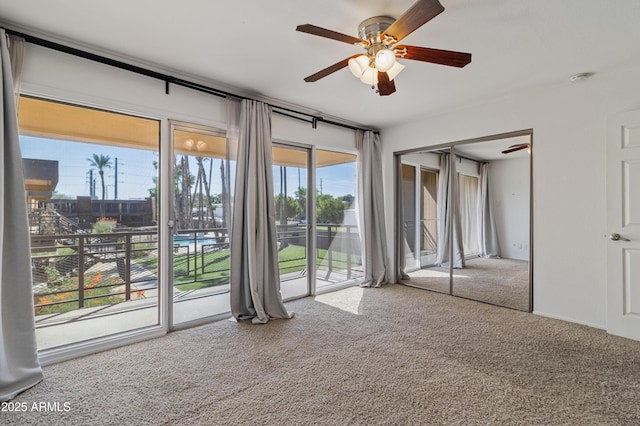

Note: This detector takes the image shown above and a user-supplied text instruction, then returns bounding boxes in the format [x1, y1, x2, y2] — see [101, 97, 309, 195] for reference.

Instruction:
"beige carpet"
[404, 257, 530, 311]
[4, 284, 640, 425]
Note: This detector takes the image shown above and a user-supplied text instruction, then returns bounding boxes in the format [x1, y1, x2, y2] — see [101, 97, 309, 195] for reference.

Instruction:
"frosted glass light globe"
[374, 49, 396, 72]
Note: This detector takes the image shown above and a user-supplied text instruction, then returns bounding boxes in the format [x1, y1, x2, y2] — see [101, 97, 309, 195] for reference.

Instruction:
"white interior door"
[607, 110, 640, 341]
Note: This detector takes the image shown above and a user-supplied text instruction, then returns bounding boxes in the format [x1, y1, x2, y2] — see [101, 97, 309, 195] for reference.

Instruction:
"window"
[18, 96, 161, 350]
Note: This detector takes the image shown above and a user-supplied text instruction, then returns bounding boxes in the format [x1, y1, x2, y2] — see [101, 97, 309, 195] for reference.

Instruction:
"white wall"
[489, 157, 529, 260]
[382, 63, 640, 329]
[19, 44, 357, 152]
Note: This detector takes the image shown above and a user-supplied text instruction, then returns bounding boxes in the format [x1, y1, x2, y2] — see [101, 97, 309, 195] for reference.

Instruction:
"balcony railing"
[31, 223, 362, 316]
[31, 230, 159, 315]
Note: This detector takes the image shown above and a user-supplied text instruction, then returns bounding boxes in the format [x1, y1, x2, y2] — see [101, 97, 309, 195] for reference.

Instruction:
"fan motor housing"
[358, 16, 395, 43]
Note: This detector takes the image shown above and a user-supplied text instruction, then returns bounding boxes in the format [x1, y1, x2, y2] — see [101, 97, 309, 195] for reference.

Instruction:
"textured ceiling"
[1, 0, 640, 129]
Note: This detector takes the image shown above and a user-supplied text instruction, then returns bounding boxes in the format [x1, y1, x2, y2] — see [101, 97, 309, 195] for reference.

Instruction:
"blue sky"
[21, 136, 158, 199]
[20, 136, 357, 199]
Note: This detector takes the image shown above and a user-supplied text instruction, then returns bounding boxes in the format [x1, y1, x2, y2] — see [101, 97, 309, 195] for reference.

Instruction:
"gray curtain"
[356, 130, 388, 287]
[435, 153, 465, 268]
[8, 34, 24, 107]
[229, 99, 291, 324]
[0, 30, 43, 402]
[478, 162, 501, 258]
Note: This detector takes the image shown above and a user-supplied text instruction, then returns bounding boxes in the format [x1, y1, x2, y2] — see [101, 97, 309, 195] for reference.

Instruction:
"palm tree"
[87, 154, 112, 216]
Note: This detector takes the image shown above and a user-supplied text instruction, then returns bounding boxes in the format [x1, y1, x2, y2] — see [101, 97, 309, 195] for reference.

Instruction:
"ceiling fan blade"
[377, 71, 396, 96]
[382, 0, 445, 43]
[501, 144, 529, 154]
[296, 24, 364, 45]
[396, 45, 472, 68]
[303, 56, 358, 82]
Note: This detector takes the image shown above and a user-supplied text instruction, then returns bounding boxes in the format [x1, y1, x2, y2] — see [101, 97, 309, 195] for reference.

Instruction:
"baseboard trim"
[533, 310, 606, 330]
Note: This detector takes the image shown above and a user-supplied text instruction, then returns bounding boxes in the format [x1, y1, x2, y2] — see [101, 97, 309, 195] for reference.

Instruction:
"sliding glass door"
[19, 96, 161, 350]
[315, 150, 362, 291]
[171, 122, 234, 326]
[270, 145, 363, 297]
[21, 101, 364, 350]
[272, 144, 310, 300]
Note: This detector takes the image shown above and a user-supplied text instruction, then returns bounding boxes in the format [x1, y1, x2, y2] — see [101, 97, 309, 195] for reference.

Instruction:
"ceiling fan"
[296, 0, 472, 96]
[501, 143, 531, 154]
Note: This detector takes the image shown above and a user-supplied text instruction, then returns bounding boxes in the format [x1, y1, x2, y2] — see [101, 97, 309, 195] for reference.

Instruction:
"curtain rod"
[4, 28, 373, 133]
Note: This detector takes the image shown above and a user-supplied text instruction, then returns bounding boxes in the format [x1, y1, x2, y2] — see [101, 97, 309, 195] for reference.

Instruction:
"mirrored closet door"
[397, 132, 532, 312]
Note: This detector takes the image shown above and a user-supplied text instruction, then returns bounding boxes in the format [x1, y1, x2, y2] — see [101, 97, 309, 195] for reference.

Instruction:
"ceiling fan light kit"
[296, 0, 472, 96]
[374, 48, 396, 72]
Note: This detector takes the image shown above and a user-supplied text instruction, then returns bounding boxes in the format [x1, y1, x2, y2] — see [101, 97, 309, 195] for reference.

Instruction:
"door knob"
[610, 233, 630, 241]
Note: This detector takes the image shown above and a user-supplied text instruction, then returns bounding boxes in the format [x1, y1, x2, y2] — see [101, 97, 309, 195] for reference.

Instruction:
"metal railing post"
[325, 225, 333, 280]
[78, 236, 85, 308]
[346, 225, 351, 279]
[201, 244, 206, 275]
[193, 232, 198, 283]
[125, 234, 131, 300]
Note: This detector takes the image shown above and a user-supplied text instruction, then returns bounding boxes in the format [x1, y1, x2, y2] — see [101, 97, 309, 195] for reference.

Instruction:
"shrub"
[93, 217, 117, 234]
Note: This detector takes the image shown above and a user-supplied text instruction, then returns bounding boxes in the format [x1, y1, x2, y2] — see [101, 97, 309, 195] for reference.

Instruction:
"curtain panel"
[435, 153, 465, 268]
[356, 130, 388, 287]
[459, 174, 480, 256]
[229, 98, 291, 324]
[478, 162, 501, 258]
[0, 30, 44, 402]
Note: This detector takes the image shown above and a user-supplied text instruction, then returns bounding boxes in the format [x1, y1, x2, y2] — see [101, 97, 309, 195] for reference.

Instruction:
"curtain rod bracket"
[165, 80, 170, 95]
[312, 117, 318, 129]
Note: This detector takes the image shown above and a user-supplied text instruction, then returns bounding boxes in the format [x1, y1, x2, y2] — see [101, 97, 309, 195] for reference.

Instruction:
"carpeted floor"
[3, 284, 640, 425]
[404, 257, 530, 311]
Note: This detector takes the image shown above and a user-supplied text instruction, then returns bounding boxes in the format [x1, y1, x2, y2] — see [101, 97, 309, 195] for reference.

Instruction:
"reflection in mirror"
[398, 148, 451, 294]
[450, 138, 531, 311]
[397, 133, 532, 312]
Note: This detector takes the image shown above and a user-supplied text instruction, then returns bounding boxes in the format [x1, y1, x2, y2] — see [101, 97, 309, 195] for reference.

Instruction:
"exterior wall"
[382, 63, 640, 329]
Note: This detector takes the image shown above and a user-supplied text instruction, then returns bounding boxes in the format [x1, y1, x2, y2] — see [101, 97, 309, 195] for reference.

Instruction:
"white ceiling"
[1, 0, 640, 129]
[416, 134, 530, 161]
[454, 135, 531, 161]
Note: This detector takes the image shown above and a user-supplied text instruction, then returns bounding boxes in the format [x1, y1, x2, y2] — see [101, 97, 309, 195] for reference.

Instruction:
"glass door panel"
[18, 97, 161, 350]
[171, 123, 234, 326]
[315, 150, 362, 290]
[272, 145, 309, 300]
